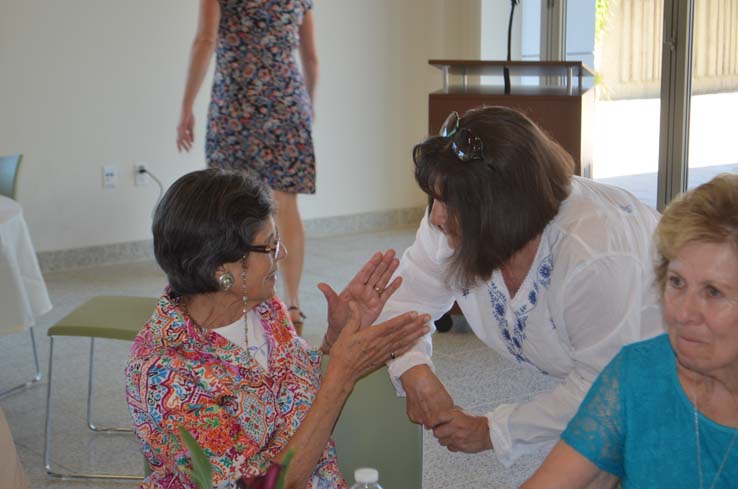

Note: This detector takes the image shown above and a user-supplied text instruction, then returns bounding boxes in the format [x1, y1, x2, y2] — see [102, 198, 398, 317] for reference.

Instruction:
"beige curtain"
[598, 0, 738, 99]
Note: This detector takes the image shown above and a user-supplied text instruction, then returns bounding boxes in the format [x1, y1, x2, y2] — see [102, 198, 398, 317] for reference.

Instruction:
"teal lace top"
[562, 335, 738, 488]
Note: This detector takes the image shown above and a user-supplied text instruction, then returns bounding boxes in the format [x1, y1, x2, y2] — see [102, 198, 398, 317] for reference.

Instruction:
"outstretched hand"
[318, 249, 402, 346]
[326, 301, 430, 386]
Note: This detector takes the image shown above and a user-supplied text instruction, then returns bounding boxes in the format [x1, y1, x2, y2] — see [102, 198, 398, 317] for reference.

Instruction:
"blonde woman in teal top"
[522, 174, 738, 489]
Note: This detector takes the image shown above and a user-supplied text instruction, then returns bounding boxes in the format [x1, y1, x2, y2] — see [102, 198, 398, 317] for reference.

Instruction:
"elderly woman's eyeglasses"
[245, 237, 282, 259]
[439, 111, 484, 162]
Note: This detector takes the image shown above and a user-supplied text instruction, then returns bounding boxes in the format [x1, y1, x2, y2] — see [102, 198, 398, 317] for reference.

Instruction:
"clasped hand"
[402, 365, 493, 454]
[318, 251, 492, 453]
[432, 407, 493, 453]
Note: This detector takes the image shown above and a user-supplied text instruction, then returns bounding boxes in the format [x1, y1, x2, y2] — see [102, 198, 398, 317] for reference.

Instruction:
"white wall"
[481, 0, 523, 60]
[488, 0, 595, 66]
[481, 1, 596, 83]
[565, 0, 596, 68]
[480, 0, 522, 87]
[520, 0, 541, 61]
[0, 0, 480, 252]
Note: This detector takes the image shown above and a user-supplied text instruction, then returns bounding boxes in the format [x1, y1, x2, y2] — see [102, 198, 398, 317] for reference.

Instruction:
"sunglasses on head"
[439, 111, 484, 162]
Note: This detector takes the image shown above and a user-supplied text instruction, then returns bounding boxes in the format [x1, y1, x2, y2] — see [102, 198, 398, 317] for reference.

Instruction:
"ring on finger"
[374, 286, 383, 294]
[390, 351, 396, 360]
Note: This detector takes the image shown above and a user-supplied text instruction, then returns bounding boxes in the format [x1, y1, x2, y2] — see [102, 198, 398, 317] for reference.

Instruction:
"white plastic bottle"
[349, 467, 383, 489]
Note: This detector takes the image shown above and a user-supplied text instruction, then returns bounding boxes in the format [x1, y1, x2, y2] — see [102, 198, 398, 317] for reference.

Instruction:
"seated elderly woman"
[522, 173, 738, 489]
[125, 168, 429, 488]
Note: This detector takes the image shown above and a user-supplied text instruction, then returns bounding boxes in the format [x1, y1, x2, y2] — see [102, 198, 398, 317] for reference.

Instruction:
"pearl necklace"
[183, 301, 252, 361]
[241, 256, 249, 348]
[693, 390, 738, 489]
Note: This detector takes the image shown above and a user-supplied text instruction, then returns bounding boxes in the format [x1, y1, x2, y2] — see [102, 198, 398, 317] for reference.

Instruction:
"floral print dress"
[125, 292, 346, 488]
[206, 0, 316, 194]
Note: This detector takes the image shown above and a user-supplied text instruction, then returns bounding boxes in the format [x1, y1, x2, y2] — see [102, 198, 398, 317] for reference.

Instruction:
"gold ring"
[390, 351, 396, 360]
[374, 286, 383, 294]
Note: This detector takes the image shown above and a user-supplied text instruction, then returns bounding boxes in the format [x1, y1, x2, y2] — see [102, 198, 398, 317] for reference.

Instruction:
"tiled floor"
[1, 228, 556, 489]
[597, 162, 738, 209]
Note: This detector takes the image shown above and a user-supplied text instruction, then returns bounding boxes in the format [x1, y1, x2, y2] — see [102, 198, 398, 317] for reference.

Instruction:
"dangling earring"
[217, 271, 234, 291]
[240, 256, 249, 315]
[241, 256, 250, 350]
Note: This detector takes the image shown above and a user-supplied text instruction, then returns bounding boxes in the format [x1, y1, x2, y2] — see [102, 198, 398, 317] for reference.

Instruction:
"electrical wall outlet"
[102, 165, 118, 189]
[134, 163, 149, 186]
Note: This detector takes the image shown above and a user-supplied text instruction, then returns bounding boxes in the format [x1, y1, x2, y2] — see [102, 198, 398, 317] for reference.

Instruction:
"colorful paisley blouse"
[125, 292, 346, 488]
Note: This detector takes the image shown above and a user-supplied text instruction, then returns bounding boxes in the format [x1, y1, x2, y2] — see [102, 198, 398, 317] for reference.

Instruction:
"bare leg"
[272, 189, 305, 335]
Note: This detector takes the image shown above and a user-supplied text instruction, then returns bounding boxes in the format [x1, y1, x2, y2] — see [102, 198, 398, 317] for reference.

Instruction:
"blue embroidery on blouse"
[538, 257, 553, 287]
[488, 254, 553, 374]
[619, 204, 633, 214]
[462, 288, 470, 297]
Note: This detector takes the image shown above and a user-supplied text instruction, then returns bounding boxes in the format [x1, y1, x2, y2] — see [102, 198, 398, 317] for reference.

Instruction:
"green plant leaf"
[178, 425, 214, 489]
[276, 450, 294, 489]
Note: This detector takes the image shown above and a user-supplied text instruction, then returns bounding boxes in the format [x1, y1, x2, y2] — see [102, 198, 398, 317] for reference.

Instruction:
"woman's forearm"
[182, 0, 220, 112]
[274, 308, 429, 487]
[301, 58, 318, 104]
[298, 10, 318, 106]
[520, 441, 612, 489]
[182, 39, 216, 111]
[275, 368, 352, 489]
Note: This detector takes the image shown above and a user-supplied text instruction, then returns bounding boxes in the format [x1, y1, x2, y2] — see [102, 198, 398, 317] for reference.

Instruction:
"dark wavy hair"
[413, 106, 574, 289]
[152, 168, 275, 297]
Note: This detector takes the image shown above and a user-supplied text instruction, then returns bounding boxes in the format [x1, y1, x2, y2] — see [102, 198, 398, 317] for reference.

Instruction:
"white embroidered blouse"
[381, 177, 664, 466]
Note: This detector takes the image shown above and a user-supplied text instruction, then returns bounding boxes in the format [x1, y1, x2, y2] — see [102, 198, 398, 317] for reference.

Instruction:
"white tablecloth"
[0, 195, 51, 335]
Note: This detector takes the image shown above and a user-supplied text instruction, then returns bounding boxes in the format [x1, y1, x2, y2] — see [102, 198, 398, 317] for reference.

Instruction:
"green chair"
[0, 154, 22, 200]
[44, 295, 157, 480]
[0, 154, 41, 401]
[328, 363, 423, 489]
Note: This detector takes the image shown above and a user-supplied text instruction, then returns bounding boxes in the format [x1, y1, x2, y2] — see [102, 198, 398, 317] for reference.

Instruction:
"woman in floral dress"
[176, 0, 318, 334]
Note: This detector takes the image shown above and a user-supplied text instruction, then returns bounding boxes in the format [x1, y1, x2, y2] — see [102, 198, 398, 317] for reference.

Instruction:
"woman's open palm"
[318, 250, 402, 345]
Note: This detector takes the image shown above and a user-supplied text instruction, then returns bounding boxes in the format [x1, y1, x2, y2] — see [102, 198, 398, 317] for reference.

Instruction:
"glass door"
[685, 0, 738, 189]
[505, 0, 726, 206]
[587, 0, 664, 208]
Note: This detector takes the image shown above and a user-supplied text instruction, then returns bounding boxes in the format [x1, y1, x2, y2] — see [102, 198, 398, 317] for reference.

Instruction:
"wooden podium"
[428, 60, 595, 177]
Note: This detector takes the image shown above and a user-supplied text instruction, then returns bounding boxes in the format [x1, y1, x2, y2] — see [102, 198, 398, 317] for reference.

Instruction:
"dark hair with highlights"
[413, 105, 574, 289]
[153, 168, 275, 297]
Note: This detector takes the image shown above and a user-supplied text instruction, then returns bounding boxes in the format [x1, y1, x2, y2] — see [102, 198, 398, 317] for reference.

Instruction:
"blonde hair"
[654, 173, 738, 294]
